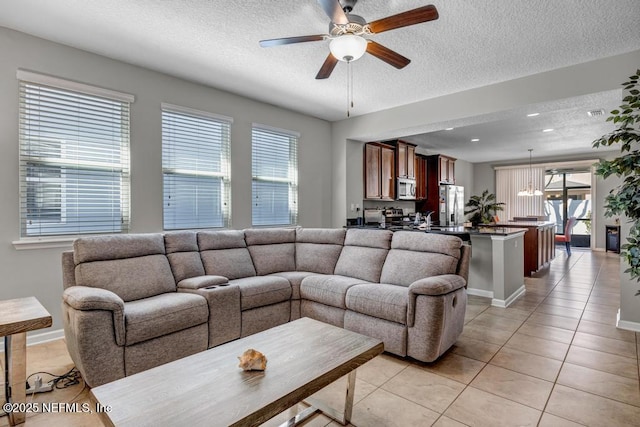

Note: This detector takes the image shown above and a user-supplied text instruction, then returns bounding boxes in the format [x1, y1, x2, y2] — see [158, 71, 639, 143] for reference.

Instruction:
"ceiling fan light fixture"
[329, 34, 367, 62]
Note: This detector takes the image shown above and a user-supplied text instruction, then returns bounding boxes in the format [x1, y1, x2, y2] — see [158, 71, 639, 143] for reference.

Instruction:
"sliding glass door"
[544, 170, 591, 247]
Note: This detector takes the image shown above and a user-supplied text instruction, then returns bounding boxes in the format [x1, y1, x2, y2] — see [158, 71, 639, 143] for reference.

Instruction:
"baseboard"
[491, 285, 526, 308]
[616, 310, 640, 332]
[0, 328, 64, 352]
[466, 288, 493, 299]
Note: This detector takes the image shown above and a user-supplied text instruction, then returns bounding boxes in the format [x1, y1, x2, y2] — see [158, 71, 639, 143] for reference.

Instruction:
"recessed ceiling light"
[542, 128, 554, 132]
[445, 127, 454, 131]
[527, 113, 540, 117]
[471, 138, 479, 142]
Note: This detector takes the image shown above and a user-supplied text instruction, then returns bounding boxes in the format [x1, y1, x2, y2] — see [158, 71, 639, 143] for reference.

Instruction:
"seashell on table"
[238, 348, 267, 371]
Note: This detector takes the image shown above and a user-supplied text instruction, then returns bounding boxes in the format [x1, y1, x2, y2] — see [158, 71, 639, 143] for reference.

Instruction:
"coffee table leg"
[296, 370, 357, 426]
[6, 333, 27, 425]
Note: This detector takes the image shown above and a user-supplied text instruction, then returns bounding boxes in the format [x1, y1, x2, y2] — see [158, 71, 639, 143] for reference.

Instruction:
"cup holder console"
[204, 283, 230, 289]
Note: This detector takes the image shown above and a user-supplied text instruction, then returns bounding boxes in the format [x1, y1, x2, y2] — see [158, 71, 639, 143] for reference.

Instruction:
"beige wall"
[0, 27, 332, 333]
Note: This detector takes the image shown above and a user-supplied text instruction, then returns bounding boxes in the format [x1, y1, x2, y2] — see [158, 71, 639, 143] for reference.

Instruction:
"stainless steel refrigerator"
[439, 185, 465, 226]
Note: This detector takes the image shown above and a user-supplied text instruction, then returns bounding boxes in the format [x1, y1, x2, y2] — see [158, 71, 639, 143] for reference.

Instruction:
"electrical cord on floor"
[26, 367, 81, 391]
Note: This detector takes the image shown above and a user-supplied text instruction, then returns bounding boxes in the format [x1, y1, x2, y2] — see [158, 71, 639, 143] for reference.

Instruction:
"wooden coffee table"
[0, 297, 52, 426]
[91, 317, 383, 426]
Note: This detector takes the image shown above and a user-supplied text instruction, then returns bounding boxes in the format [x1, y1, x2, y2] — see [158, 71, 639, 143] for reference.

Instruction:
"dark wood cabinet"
[395, 141, 416, 179]
[364, 142, 395, 200]
[436, 155, 456, 184]
[417, 155, 457, 218]
[415, 154, 427, 200]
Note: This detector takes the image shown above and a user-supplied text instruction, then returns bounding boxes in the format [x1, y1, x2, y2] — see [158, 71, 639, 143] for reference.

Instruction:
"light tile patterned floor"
[2, 249, 637, 426]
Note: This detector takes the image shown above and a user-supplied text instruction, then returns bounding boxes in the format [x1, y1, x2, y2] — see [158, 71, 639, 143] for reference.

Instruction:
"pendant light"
[517, 149, 543, 196]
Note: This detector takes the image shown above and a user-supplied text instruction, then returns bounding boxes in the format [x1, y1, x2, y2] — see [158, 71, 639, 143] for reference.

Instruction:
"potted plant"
[464, 189, 505, 225]
[592, 69, 640, 281]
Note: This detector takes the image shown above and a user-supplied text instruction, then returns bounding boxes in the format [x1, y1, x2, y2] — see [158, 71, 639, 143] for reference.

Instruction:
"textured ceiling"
[1, 0, 639, 123]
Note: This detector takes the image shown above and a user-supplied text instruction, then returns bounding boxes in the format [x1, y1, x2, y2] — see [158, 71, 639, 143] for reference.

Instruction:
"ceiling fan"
[259, 0, 439, 79]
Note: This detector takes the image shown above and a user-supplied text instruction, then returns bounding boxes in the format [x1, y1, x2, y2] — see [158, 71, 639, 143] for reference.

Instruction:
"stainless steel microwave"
[397, 178, 416, 200]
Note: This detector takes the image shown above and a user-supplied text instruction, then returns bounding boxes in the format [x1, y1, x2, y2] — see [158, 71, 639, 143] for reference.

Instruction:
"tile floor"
[2, 248, 638, 426]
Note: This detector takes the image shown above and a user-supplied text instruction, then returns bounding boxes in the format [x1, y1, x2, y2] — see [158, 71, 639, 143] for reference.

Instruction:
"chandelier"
[517, 149, 543, 196]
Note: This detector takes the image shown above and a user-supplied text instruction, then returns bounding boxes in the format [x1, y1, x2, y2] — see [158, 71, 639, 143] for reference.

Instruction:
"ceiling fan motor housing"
[340, 0, 358, 13]
[329, 14, 367, 35]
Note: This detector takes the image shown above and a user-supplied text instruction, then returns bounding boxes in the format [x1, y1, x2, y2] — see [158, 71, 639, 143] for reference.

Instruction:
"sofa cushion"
[245, 228, 296, 245]
[198, 230, 247, 250]
[346, 283, 408, 324]
[124, 293, 208, 345]
[380, 232, 462, 287]
[296, 227, 346, 245]
[333, 229, 392, 283]
[300, 275, 370, 309]
[295, 228, 345, 274]
[74, 233, 165, 264]
[245, 229, 296, 275]
[167, 252, 205, 283]
[75, 255, 176, 302]
[201, 248, 256, 279]
[343, 228, 393, 249]
[164, 231, 199, 253]
[230, 276, 292, 310]
[269, 271, 322, 299]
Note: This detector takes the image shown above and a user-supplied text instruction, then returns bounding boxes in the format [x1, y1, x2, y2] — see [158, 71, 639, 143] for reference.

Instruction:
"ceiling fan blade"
[259, 34, 327, 47]
[366, 41, 411, 69]
[317, 0, 349, 25]
[368, 5, 439, 34]
[315, 54, 339, 79]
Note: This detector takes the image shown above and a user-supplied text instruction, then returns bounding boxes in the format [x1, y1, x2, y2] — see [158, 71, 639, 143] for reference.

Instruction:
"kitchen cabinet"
[396, 141, 416, 179]
[415, 154, 427, 200]
[435, 155, 456, 184]
[418, 154, 457, 218]
[364, 142, 395, 200]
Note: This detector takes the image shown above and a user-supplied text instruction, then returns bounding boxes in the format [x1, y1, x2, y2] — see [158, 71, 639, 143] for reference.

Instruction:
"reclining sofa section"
[61, 228, 470, 387]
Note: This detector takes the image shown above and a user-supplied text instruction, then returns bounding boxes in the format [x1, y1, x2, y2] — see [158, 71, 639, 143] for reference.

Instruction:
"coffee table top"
[0, 297, 52, 336]
[91, 317, 383, 427]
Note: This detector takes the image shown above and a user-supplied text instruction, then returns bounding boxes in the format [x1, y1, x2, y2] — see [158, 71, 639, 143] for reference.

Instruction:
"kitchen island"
[491, 221, 556, 276]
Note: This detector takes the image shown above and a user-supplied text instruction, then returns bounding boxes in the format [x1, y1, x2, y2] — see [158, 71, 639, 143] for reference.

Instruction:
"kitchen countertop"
[346, 224, 528, 236]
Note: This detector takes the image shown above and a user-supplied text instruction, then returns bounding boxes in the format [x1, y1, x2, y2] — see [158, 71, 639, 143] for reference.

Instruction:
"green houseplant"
[592, 68, 640, 281]
[464, 189, 505, 225]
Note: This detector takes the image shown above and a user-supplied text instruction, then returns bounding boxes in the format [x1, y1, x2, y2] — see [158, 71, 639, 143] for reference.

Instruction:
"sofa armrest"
[407, 274, 466, 327]
[63, 286, 125, 346]
[177, 275, 229, 290]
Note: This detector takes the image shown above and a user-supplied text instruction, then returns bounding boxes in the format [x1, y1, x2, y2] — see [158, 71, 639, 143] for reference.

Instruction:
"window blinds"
[251, 125, 298, 226]
[19, 79, 131, 237]
[162, 104, 232, 230]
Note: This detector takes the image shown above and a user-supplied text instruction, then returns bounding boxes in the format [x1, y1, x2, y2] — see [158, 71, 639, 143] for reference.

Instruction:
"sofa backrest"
[379, 232, 462, 287]
[164, 231, 205, 283]
[73, 234, 175, 302]
[198, 230, 256, 279]
[334, 229, 392, 282]
[295, 228, 346, 274]
[245, 228, 296, 275]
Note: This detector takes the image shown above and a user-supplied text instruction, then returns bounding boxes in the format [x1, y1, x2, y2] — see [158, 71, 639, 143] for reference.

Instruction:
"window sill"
[12, 237, 75, 251]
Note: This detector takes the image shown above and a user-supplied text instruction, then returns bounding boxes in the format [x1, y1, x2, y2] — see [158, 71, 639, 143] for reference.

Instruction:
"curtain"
[496, 165, 545, 220]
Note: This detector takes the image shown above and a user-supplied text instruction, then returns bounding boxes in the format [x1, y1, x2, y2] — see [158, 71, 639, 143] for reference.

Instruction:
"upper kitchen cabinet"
[364, 142, 395, 200]
[428, 154, 456, 184]
[396, 141, 416, 179]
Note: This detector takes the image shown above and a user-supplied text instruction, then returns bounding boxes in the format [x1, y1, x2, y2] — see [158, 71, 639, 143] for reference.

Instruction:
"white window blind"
[162, 104, 232, 230]
[495, 165, 546, 220]
[19, 78, 131, 237]
[252, 125, 298, 226]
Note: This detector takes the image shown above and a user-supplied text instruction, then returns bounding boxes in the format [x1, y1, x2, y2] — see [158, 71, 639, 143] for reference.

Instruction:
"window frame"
[17, 70, 133, 240]
[161, 103, 233, 230]
[251, 124, 299, 227]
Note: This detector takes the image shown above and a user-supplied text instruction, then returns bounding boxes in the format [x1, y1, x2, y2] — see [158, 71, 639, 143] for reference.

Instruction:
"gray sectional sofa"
[61, 228, 470, 387]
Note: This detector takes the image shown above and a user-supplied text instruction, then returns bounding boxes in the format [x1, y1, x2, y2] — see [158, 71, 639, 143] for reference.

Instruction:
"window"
[162, 104, 231, 229]
[18, 71, 132, 237]
[252, 125, 298, 226]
